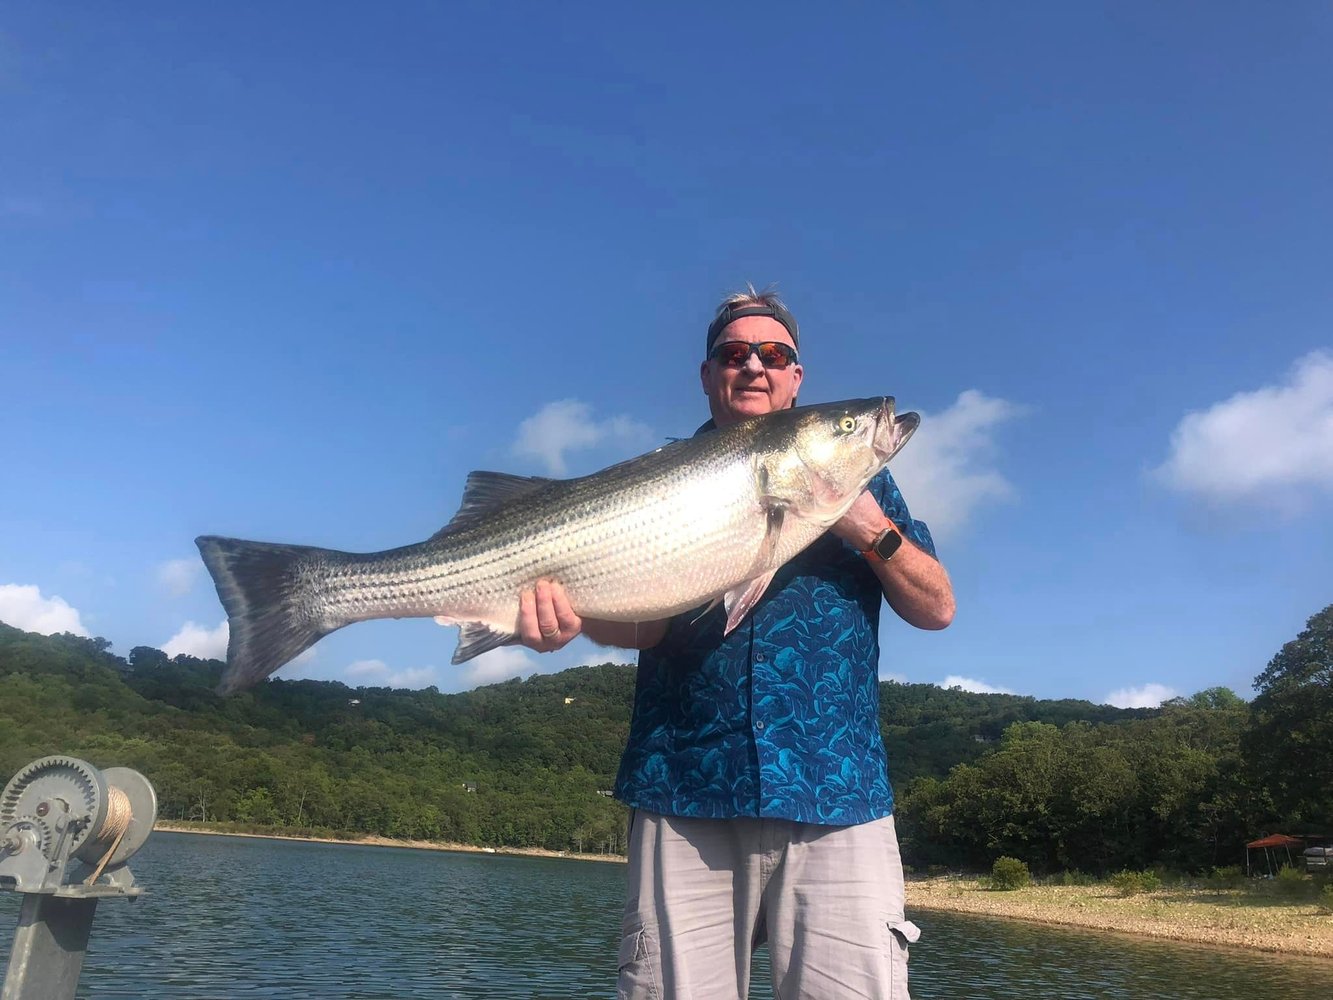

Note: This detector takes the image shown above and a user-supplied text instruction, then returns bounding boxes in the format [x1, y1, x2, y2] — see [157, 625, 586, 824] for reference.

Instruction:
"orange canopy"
[1246, 834, 1303, 850]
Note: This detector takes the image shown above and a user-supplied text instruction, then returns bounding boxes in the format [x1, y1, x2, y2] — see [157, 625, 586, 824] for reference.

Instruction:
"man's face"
[700, 315, 804, 427]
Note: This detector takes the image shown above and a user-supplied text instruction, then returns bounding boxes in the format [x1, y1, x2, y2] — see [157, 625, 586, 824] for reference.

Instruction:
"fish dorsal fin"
[432, 471, 556, 538]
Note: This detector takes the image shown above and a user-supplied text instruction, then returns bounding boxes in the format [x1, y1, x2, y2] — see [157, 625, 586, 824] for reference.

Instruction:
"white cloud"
[941, 674, 1015, 695]
[345, 659, 440, 688]
[512, 399, 653, 476]
[1105, 683, 1177, 709]
[162, 620, 228, 660]
[888, 390, 1025, 541]
[462, 646, 540, 687]
[583, 641, 638, 666]
[0, 584, 89, 636]
[387, 666, 440, 688]
[155, 558, 201, 597]
[1154, 350, 1333, 510]
[346, 658, 389, 678]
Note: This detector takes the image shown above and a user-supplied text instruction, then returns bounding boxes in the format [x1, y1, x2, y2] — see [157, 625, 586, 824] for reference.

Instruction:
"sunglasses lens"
[711, 341, 797, 368]
[715, 343, 752, 367]
[757, 343, 792, 369]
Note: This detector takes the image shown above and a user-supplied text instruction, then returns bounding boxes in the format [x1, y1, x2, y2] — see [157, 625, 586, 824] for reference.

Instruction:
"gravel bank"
[907, 877, 1333, 958]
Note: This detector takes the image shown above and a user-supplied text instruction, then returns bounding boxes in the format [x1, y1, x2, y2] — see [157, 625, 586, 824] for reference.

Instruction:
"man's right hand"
[515, 579, 669, 653]
[517, 579, 584, 653]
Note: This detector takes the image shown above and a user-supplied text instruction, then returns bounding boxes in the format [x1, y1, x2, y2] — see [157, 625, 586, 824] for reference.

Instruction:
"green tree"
[1245, 604, 1333, 831]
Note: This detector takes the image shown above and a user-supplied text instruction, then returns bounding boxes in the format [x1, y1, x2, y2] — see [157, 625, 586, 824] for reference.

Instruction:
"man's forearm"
[831, 491, 955, 630]
[872, 538, 955, 630]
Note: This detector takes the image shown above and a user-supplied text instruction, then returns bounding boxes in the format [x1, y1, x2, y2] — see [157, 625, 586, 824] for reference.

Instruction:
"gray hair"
[705, 284, 799, 355]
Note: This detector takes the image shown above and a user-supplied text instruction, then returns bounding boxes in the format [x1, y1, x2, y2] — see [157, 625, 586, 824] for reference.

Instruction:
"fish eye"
[837, 415, 856, 433]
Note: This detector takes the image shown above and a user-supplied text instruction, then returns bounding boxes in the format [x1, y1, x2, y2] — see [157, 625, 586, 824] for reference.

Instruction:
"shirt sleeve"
[872, 470, 937, 559]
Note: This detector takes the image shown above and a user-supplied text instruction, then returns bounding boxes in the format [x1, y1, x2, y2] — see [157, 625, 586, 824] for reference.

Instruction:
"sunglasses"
[708, 340, 800, 370]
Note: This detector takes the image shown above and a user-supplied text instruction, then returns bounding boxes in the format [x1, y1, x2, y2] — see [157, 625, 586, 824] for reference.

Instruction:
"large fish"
[197, 397, 919, 694]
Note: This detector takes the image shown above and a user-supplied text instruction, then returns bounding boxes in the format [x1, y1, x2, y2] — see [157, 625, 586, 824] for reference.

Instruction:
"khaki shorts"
[617, 811, 919, 1000]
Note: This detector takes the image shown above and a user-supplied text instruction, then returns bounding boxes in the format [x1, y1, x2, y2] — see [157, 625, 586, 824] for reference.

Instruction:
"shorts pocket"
[886, 919, 920, 999]
[616, 922, 661, 1000]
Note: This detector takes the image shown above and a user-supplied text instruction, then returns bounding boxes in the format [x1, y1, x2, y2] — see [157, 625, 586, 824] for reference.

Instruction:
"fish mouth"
[873, 397, 920, 463]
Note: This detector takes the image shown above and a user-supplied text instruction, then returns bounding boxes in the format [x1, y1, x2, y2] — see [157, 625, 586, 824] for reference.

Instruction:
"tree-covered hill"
[4, 606, 1328, 872]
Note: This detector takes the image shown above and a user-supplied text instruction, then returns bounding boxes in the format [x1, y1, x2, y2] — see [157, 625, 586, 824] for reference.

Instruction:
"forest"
[1, 602, 1328, 873]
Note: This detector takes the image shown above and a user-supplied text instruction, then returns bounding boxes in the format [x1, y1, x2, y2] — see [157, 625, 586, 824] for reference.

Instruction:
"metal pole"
[3, 894, 99, 1000]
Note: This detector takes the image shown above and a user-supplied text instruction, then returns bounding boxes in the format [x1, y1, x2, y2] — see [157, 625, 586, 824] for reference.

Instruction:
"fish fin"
[196, 536, 339, 695]
[431, 471, 556, 538]
[756, 502, 785, 568]
[722, 570, 779, 635]
[689, 597, 722, 626]
[712, 466, 788, 636]
[451, 621, 518, 663]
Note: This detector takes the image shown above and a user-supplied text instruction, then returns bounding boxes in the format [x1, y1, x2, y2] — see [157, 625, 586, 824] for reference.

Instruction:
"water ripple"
[2, 834, 1332, 998]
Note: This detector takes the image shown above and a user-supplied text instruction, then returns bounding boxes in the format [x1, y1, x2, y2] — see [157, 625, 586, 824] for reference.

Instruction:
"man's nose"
[742, 350, 765, 373]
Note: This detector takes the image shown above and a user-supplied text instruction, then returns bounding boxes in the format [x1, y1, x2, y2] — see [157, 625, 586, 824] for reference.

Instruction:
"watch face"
[875, 528, 904, 560]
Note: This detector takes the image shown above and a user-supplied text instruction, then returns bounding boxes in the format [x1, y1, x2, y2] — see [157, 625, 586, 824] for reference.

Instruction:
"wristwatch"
[861, 525, 904, 564]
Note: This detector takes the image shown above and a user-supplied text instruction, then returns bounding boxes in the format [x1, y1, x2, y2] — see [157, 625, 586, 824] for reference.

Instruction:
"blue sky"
[2, 3, 1330, 705]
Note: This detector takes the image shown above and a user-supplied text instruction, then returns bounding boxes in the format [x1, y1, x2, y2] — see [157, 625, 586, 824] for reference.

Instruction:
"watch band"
[861, 525, 904, 564]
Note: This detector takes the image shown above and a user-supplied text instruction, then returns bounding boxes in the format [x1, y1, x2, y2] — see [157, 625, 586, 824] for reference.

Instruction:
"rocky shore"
[907, 877, 1333, 958]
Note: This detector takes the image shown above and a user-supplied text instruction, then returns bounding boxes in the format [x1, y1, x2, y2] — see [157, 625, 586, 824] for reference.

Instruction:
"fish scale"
[196, 397, 918, 694]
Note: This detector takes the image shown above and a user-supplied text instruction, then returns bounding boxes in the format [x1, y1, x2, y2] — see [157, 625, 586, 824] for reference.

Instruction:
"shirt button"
[755, 721, 765, 730]
[755, 653, 767, 663]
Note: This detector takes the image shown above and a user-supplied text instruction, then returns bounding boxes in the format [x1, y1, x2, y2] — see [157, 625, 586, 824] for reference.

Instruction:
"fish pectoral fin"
[755, 503, 785, 569]
[689, 597, 722, 626]
[452, 621, 519, 663]
[722, 570, 779, 635]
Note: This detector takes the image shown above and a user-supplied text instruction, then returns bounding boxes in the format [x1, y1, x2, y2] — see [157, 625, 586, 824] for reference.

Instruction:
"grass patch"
[1109, 869, 1162, 896]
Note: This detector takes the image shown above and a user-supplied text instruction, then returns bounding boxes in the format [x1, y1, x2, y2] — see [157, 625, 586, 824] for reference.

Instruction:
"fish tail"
[195, 535, 337, 695]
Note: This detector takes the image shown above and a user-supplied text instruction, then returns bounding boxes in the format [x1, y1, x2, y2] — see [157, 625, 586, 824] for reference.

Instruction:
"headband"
[706, 303, 800, 356]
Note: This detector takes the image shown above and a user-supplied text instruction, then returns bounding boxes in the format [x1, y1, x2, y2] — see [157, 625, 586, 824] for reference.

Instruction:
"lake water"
[3, 832, 1332, 998]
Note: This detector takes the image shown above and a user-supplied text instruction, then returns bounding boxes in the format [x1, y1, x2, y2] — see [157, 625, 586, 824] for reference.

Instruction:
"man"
[517, 288, 954, 999]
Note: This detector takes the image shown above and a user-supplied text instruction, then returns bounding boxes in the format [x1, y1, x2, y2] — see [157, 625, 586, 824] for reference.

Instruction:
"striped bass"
[197, 397, 918, 694]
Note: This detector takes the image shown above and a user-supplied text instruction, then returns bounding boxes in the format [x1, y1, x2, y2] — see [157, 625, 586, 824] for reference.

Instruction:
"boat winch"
[1, 756, 157, 1000]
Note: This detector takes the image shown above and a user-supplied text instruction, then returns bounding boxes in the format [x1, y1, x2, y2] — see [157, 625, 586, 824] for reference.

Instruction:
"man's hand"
[516, 580, 670, 652]
[517, 579, 584, 653]
[828, 491, 894, 551]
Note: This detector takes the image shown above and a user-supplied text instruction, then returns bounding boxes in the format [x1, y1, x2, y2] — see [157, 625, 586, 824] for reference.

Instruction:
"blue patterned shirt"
[614, 432, 937, 826]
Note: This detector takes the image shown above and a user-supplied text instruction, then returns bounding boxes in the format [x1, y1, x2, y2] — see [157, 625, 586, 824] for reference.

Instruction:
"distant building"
[348, 699, 361, 706]
[564, 697, 577, 705]
[463, 782, 477, 794]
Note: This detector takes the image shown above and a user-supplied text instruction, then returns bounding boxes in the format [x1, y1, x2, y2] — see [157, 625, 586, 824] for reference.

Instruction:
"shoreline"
[906, 877, 1333, 959]
[152, 823, 627, 864]
[152, 826, 1333, 958]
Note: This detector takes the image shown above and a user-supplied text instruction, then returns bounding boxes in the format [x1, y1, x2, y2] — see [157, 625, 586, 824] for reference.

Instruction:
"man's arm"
[829, 491, 955, 630]
[515, 579, 669, 653]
